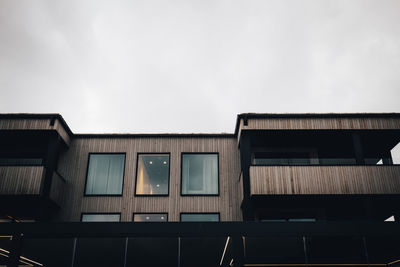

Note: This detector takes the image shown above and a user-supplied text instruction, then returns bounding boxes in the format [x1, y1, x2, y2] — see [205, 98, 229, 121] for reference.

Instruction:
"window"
[253, 151, 312, 165]
[133, 213, 168, 222]
[0, 158, 43, 166]
[180, 213, 219, 222]
[81, 214, 121, 222]
[135, 154, 169, 195]
[181, 153, 218, 195]
[85, 153, 125, 195]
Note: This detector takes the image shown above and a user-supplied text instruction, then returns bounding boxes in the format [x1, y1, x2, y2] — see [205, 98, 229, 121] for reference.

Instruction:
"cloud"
[0, 0, 399, 133]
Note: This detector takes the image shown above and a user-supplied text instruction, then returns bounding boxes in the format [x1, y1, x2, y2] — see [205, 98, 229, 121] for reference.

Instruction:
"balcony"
[0, 165, 65, 218]
[0, 166, 44, 195]
[250, 165, 400, 195]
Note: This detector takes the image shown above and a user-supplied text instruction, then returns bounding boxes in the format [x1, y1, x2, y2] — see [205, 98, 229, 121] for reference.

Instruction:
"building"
[1, 113, 400, 267]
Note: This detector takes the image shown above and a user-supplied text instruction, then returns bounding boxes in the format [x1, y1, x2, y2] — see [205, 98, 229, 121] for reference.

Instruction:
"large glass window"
[85, 153, 125, 195]
[135, 154, 169, 195]
[81, 214, 121, 222]
[181, 153, 218, 195]
[133, 213, 168, 222]
[180, 213, 220, 222]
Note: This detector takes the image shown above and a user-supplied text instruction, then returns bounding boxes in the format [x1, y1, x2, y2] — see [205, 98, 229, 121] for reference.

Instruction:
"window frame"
[132, 212, 168, 222]
[84, 152, 126, 197]
[134, 152, 171, 197]
[180, 152, 220, 196]
[81, 212, 121, 222]
[180, 212, 220, 222]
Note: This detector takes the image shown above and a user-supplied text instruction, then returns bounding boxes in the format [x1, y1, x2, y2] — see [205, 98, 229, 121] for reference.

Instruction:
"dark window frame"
[134, 152, 171, 197]
[81, 212, 121, 222]
[83, 152, 126, 197]
[180, 212, 220, 222]
[132, 212, 168, 222]
[180, 152, 220, 196]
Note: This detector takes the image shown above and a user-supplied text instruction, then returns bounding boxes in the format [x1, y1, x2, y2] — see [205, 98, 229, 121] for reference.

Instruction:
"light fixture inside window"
[149, 161, 153, 164]
[163, 161, 167, 165]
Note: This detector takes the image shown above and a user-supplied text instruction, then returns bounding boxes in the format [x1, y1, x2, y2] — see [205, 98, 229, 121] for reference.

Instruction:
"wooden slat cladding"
[53, 119, 71, 145]
[238, 172, 244, 205]
[0, 166, 44, 195]
[240, 117, 400, 132]
[0, 118, 71, 145]
[56, 137, 241, 222]
[49, 172, 66, 207]
[250, 165, 400, 195]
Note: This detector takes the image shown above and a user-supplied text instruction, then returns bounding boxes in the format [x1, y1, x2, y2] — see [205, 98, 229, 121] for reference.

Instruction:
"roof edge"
[0, 113, 74, 137]
[234, 113, 400, 135]
[74, 133, 235, 138]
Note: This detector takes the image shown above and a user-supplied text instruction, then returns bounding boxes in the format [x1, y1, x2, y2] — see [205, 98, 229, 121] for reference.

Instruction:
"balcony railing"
[250, 165, 400, 195]
[0, 166, 65, 208]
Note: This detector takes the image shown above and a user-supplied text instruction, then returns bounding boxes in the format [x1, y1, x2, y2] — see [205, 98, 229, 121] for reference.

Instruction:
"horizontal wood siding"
[56, 137, 241, 222]
[239, 118, 400, 134]
[0, 166, 44, 195]
[250, 165, 400, 195]
[0, 118, 71, 145]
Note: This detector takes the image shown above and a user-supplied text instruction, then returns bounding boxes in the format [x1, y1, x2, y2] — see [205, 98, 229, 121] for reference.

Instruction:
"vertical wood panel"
[0, 166, 44, 195]
[56, 137, 241, 222]
[49, 172, 66, 207]
[250, 165, 400, 195]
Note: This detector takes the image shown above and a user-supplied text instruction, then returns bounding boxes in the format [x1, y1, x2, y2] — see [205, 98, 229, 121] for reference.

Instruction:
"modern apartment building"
[1, 113, 400, 267]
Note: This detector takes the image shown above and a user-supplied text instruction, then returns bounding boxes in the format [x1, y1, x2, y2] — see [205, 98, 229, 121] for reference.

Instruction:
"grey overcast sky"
[0, 0, 399, 133]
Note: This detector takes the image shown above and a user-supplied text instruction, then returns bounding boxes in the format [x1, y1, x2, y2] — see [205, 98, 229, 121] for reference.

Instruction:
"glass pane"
[126, 237, 178, 267]
[75, 238, 125, 267]
[318, 158, 357, 165]
[21, 238, 74, 267]
[181, 214, 219, 222]
[253, 152, 311, 166]
[181, 154, 218, 195]
[307, 236, 367, 264]
[136, 154, 169, 195]
[180, 237, 226, 267]
[0, 236, 12, 266]
[81, 214, 120, 222]
[288, 218, 316, 222]
[366, 236, 400, 264]
[0, 158, 43, 166]
[85, 154, 125, 195]
[133, 214, 168, 222]
[245, 236, 305, 264]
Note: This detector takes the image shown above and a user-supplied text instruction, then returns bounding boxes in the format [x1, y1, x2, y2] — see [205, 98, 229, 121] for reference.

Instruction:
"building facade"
[1, 113, 400, 267]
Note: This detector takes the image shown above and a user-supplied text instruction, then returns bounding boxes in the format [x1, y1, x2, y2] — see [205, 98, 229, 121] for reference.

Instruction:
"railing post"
[352, 133, 365, 164]
[239, 134, 254, 221]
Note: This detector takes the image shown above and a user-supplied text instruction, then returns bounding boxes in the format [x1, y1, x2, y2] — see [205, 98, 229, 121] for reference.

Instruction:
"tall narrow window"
[135, 154, 169, 195]
[81, 213, 121, 222]
[180, 213, 220, 222]
[181, 153, 218, 195]
[85, 153, 125, 195]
